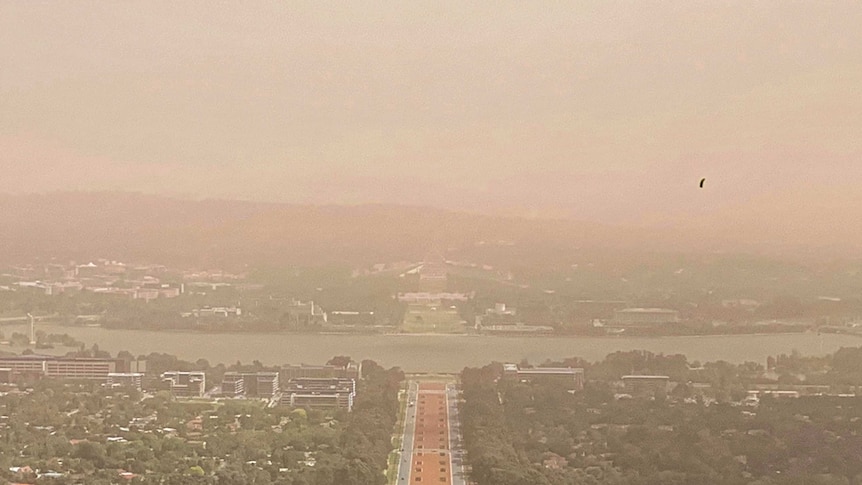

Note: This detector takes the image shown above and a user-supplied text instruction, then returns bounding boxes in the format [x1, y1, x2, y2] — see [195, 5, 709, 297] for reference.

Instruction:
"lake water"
[2, 324, 860, 372]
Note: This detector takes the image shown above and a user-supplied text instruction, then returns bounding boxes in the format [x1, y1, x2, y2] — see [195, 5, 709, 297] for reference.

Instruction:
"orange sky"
[1, 2, 860, 226]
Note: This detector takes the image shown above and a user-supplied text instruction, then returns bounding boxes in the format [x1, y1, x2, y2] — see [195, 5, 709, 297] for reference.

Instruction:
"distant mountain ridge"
[0, 192, 858, 267]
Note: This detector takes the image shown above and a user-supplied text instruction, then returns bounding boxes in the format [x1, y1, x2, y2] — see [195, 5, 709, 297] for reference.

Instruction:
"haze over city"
[2, 2, 861, 230]
[4, 4, 862, 484]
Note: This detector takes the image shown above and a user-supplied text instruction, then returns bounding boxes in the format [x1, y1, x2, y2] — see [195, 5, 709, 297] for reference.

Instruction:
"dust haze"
[3, 3, 862, 485]
[2, 2, 861, 231]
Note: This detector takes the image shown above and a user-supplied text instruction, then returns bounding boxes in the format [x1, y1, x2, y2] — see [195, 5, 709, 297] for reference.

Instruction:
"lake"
[2, 324, 860, 372]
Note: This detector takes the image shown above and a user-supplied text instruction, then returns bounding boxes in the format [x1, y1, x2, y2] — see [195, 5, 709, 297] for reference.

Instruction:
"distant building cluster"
[213, 361, 362, 411]
[181, 269, 246, 282]
[0, 359, 365, 405]
[181, 306, 242, 318]
[6, 259, 183, 301]
[3, 259, 255, 306]
[397, 292, 472, 304]
[475, 302, 555, 334]
[279, 362, 361, 411]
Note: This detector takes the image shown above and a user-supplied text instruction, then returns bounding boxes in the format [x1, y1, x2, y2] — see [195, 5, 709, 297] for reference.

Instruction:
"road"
[396, 380, 466, 485]
[396, 381, 419, 483]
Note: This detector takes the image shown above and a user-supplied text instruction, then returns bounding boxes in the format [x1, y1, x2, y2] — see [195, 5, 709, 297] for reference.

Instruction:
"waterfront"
[1, 324, 858, 372]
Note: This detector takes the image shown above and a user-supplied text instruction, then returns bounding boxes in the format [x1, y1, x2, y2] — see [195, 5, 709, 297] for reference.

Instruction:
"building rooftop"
[616, 308, 678, 314]
[518, 367, 584, 375]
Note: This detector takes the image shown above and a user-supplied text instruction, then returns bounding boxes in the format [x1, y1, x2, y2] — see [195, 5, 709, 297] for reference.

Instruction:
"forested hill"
[0, 192, 654, 267]
[0, 192, 857, 268]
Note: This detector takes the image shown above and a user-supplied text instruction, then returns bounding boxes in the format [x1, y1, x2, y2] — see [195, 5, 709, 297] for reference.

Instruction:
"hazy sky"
[1, 2, 860, 224]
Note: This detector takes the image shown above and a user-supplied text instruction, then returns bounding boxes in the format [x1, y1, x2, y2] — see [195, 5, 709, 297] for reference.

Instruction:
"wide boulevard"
[396, 380, 467, 485]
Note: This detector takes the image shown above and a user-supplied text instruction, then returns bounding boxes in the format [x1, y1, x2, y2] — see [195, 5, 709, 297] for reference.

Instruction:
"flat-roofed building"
[255, 372, 279, 398]
[221, 373, 244, 397]
[0, 355, 49, 379]
[282, 362, 361, 382]
[613, 308, 680, 326]
[397, 292, 471, 304]
[0, 368, 11, 384]
[46, 359, 120, 379]
[281, 378, 356, 411]
[161, 371, 206, 398]
[107, 373, 143, 391]
[503, 364, 585, 390]
[622, 375, 670, 395]
[0, 355, 123, 381]
[282, 300, 326, 326]
[222, 371, 279, 398]
[481, 324, 554, 335]
[327, 310, 375, 326]
[287, 393, 351, 410]
[747, 390, 800, 399]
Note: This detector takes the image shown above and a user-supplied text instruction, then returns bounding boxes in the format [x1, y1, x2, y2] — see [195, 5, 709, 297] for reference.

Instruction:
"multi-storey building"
[161, 371, 206, 398]
[107, 373, 144, 391]
[0, 355, 124, 381]
[281, 378, 356, 411]
[221, 373, 244, 397]
[221, 371, 279, 398]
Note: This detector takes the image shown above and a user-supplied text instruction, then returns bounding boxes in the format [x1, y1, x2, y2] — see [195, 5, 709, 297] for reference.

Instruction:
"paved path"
[446, 383, 467, 485]
[396, 381, 466, 485]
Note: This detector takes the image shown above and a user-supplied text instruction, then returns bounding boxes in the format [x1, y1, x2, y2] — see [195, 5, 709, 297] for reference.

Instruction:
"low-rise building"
[282, 362, 362, 382]
[622, 375, 670, 396]
[396, 292, 471, 304]
[503, 364, 585, 390]
[188, 306, 242, 318]
[327, 310, 375, 326]
[481, 324, 554, 335]
[613, 308, 680, 326]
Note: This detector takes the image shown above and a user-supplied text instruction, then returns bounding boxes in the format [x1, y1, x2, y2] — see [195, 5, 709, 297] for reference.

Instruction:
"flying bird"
[699, 178, 706, 188]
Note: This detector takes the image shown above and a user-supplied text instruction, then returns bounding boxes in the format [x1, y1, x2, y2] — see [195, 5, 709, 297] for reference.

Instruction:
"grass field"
[401, 304, 467, 334]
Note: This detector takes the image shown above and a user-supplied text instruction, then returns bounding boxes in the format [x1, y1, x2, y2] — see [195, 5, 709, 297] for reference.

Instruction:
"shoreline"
[2, 323, 856, 373]
[3, 322, 851, 340]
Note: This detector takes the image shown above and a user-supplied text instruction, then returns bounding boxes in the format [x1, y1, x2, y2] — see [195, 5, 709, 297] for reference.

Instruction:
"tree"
[326, 356, 352, 367]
